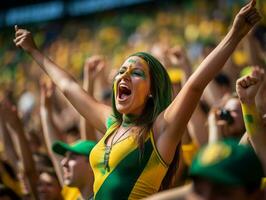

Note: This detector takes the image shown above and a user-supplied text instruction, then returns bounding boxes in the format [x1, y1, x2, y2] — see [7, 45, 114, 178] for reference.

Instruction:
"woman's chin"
[116, 105, 130, 115]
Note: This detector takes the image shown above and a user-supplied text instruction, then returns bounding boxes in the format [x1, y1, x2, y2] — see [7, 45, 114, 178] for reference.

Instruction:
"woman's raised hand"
[13, 25, 37, 52]
[232, 0, 261, 38]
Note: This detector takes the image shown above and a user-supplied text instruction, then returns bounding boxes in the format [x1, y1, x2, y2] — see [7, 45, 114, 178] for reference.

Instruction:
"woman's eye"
[132, 71, 141, 76]
[118, 69, 126, 74]
[132, 70, 145, 78]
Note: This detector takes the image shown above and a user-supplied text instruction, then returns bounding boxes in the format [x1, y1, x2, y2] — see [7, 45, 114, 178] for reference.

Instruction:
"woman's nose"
[120, 68, 132, 79]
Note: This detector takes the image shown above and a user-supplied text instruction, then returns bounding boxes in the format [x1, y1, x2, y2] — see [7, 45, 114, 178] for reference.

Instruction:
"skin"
[0, 101, 38, 198]
[40, 82, 94, 198]
[61, 152, 93, 198]
[61, 152, 90, 187]
[80, 55, 105, 139]
[114, 56, 151, 116]
[222, 98, 245, 138]
[37, 172, 62, 200]
[236, 67, 266, 173]
[14, 0, 261, 184]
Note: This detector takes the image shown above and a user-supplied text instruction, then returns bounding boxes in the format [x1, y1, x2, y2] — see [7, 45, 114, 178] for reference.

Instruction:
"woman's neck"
[122, 114, 137, 127]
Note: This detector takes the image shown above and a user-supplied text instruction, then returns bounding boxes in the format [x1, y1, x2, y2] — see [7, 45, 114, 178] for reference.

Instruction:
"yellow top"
[90, 123, 169, 200]
[0, 165, 22, 196]
[261, 178, 266, 189]
[182, 142, 199, 166]
[61, 186, 82, 200]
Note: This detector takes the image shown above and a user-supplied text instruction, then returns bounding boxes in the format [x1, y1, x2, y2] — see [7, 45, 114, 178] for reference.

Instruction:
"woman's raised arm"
[14, 26, 112, 133]
[154, 0, 261, 164]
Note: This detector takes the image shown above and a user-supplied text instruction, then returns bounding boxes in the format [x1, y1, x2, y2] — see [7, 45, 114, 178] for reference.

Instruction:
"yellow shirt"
[261, 178, 266, 189]
[61, 186, 82, 200]
[182, 142, 199, 166]
[1, 168, 22, 196]
[90, 123, 169, 200]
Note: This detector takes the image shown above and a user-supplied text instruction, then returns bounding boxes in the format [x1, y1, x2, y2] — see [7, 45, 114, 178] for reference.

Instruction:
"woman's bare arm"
[154, 0, 261, 164]
[14, 26, 112, 133]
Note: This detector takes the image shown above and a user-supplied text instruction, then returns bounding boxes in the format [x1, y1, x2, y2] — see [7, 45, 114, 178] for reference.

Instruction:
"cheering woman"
[14, 1, 260, 199]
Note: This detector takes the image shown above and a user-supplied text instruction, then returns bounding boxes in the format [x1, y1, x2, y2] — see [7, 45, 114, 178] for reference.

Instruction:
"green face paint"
[122, 114, 137, 127]
[244, 114, 254, 123]
[131, 68, 146, 79]
[128, 59, 137, 64]
[117, 66, 146, 80]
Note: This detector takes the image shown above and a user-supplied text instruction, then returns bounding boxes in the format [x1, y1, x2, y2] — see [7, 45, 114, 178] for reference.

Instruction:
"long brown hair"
[110, 52, 180, 189]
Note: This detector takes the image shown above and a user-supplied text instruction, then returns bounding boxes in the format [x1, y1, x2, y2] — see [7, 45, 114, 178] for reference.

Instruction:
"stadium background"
[0, 0, 265, 100]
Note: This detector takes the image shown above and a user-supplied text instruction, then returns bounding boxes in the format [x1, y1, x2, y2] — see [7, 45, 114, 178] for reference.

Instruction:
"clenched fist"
[13, 25, 37, 52]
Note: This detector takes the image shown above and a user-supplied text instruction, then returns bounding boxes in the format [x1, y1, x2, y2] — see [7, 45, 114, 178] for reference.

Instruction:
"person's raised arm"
[236, 67, 266, 173]
[169, 46, 209, 146]
[0, 109, 19, 173]
[80, 55, 106, 140]
[1, 100, 38, 199]
[244, 29, 266, 68]
[154, 0, 261, 164]
[40, 81, 64, 186]
[14, 26, 112, 133]
[167, 45, 193, 85]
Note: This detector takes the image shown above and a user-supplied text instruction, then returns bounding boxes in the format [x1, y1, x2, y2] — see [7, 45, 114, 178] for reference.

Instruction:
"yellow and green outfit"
[90, 122, 169, 200]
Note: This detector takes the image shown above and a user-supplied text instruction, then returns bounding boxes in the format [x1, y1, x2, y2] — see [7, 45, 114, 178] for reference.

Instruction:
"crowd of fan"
[0, 0, 265, 199]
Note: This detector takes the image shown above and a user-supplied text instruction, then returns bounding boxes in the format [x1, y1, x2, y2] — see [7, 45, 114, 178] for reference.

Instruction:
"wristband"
[241, 103, 259, 136]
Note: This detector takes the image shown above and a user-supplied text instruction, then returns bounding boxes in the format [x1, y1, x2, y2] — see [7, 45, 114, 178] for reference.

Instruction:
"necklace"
[104, 127, 132, 172]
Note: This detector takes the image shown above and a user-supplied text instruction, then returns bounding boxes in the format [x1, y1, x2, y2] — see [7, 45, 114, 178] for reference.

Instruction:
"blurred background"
[0, 0, 265, 104]
[0, 1, 265, 198]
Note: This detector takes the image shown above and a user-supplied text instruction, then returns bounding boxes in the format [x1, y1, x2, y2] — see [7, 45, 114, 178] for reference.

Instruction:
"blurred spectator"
[145, 139, 264, 200]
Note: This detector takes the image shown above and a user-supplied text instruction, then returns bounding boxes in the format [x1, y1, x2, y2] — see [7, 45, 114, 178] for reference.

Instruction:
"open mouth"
[118, 83, 132, 101]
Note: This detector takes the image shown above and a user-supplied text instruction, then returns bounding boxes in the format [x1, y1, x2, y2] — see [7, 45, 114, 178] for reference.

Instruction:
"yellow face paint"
[113, 79, 118, 98]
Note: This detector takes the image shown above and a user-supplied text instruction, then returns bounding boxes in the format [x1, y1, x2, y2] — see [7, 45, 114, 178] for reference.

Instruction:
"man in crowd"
[52, 140, 96, 200]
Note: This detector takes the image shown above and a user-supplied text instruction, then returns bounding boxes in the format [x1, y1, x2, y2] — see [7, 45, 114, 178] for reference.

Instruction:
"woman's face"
[114, 56, 151, 115]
